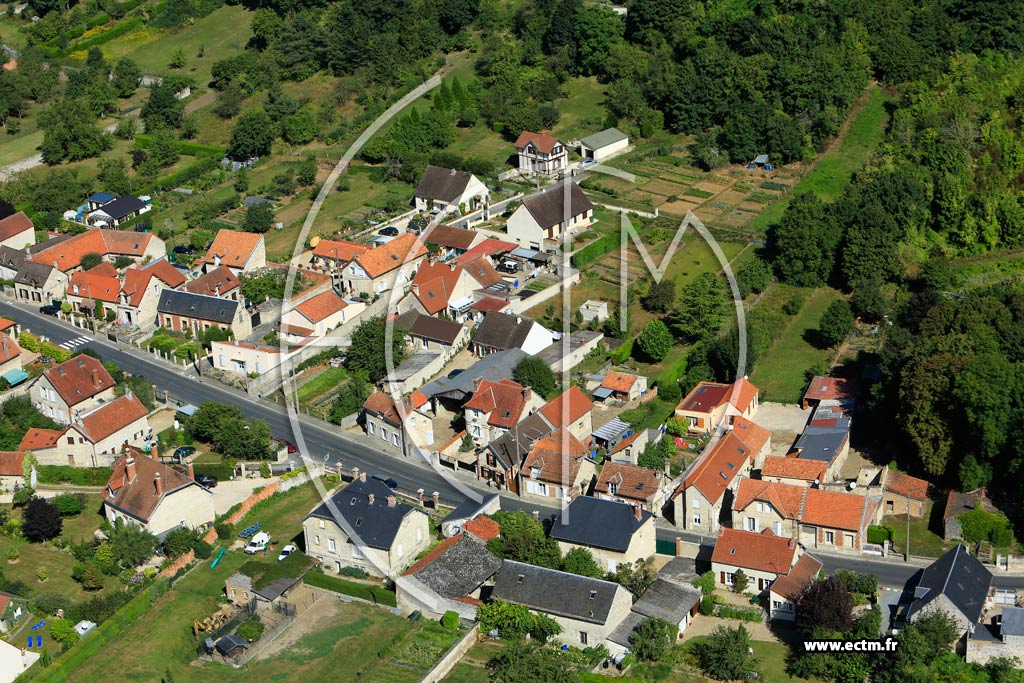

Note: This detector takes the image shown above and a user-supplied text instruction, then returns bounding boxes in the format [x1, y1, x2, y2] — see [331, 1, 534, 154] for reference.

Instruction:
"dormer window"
[530, 467, 540, 480]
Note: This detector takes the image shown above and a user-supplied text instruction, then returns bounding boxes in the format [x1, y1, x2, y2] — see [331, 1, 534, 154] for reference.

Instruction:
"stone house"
[521, 429, 595, 501]
[183, 265, 241, 301]
[608, 578, 701, 653]
[66, 266, 120, 317]
[397, 533, 502, 619]
[414, 167, 489, 214]
[0, 211, 35, 250]
[33, 391, 151, 467]
[767, 553, 823, 621]
[731, 478, 805, 537]
[674, 378, 759, 434]
[514, 131, 568, 177]
[362, 390, 432, 456]
[711, 527, 802, 594]
[538, 385, 593, 445]
[905, 545, 992, 639]
[760, 456, 829, 486]
[342, 233, 427, 296]
[200, 230, 266, 275]
[943, 487, 1001, 541]
[156, 289, 253, 339]
[594, 462, 669, 516]
[280, 289, 350, 338]
[880, 469, 929, 518]
[0, 451, 25, 493]
[29, 228, 165, 274]
[117, 259, 186, 328]
[549, 495, 656, 573]
[14, 261, 67, 305]
[30, 355, 116, 424]
[464, 378, 541, 447]
[798, 488, 880, 552]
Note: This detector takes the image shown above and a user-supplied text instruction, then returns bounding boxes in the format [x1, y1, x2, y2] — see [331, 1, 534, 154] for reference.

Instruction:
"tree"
[486, 511, 562, 569]
[38, 98, 112, 164]
[141, 85, 183, 131]
[732, 568, 749, 593]
[346, 316, 407, 384]
[80, 253, 103, 271]
[695, 624, 757, 680]
[80, 563, 105, 591]
[108, 519, 157, 567]
[609, 558, 657, 596]
[641, 279, 676, 313]
[560, 547, 604, 578]
[227, 110, 276, 160]
[667, 273, 725, 342]
[147, 128, 180, 168]
[49, 618, 80, 649]
[188, 402, 244, 442]
[817, 300, 854, 348]
[636, 319, 673, 362]
[243, 202, 275, 233]
[98, 158, 133, 196]
[213, 83, 244, 119]
[771, 193, 844, 287]
[282, 108, 318, 145]
[22, 497, 62, 542]
[234, 167, 250, 193]
[52, 493, 83, 516]
[163, 527, 198, 558]
[796, 576, 854, 636]
[111, 58, 141, 98]
[736, 256, 772, 298]
[631, 617, 675, 661]
[693, 570, 715, 596]
[486, 642, 579, 683]
[477, 600, 560, 641]
[512, 357, 556, 398]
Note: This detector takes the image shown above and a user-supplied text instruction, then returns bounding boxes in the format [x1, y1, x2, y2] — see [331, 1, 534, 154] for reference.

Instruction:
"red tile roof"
[681, 431, 754, 505]
[312, 238, 368, 263]
[103, 452, 199, 523]
[19, 428, 62, 450]
[67, 270, 120, 303]
[0, 211, 33, 241]
[121, 260, 186, 306]
[712, 528, 798, 575]
[676, 379, 758, 414]
[609, 430, 644, 455]
[32, 229, 155, 272]
[771, 553, 823, 600]
[601, 371, 639, 394]
[522, 428, 589, 485]
[411, 261, 462, 314]
[184, 265, 239, 297]
[455, 239, 517, 265]
[595, 462, 662, 502]
[464, 379, 530, 429]
[294, 290, 347, 324]
[203, 230, 263, 268]
[515, 131, 561, 154]
[883, 470, 929, 501]
[800, 488, 870, 532]
[354, 233, 427, 278]
[463, 515, 500, 541]
[0, 451, 25, 477]
[760, 456, 827, 482]
[730, 417, 771, 453]
[87, 261, 118, 277]
[142, 259, 186, 288]
[74, 393, 149, 442]
[803, 376, 859, 403]
[43, 355, 114, 407]
[0, 333, 20, 365]
[461, 257, 503, 288]
[470, 297, 509, 313]
[539, 385, 592, 430]
[0, 317, 15, 333]
[733, 478, 805, 519]
[362, 390, 425, 427]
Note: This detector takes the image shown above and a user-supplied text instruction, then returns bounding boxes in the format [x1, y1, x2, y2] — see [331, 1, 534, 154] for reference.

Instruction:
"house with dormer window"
[342, 233, 427, 296]
[515, 131, 568, 176]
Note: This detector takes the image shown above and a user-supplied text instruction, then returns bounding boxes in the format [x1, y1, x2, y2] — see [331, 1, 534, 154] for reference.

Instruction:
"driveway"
[754, 402, 810, 455]
[210, 475, 275, 516]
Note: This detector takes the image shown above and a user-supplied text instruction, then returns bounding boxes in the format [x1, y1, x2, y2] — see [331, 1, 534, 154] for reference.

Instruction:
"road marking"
[59, 336, 91, 350]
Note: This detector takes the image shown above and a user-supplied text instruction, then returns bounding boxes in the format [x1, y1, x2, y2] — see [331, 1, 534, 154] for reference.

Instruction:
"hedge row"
[715, 605, 764, 622]
[134, 135, 226, 158]
[67, 17, 144, 55]
[36, 466, 114, 487]
[571, 232, 621, 268]
[143, 158, 224, 195]
[834, 569, 879, 596]
[303, 571, 397, 606]
[192, 463, 234, 481]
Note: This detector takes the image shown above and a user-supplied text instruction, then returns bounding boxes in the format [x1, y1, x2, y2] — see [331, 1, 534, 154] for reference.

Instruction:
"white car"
[278, 544, 297, 562]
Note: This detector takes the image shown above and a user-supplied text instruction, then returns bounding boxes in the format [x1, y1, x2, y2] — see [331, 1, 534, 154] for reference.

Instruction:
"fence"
[420, 624, 480, 683]
[159, 549, 195, 578]
[222, 482, 282, 526]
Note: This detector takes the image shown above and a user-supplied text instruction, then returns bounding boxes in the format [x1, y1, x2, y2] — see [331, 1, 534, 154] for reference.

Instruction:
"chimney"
[367, 492, 375, 505]
[516, 316, 522, 324]
[92, 369, 100, 388]
[633, 504, 642, 521]
[125, 387, 133, 401]
[359, 470, 367, 483]
[417, 488, 425, 506]
[215, 285, 220, 297]
[187, 461, 194, 479]
[450, 168, 456, 176]
[387, 495, 396, 508]
[979, 486, 986, 500]
[473, 377, 483, 391]
[522, 386, 530, 400]
[432, 491, 439, 509]
[664, 459, 671, 477]
[125, 456, 137, 481]
[214, 254, 221, 267]
[154, 472, 163, 497]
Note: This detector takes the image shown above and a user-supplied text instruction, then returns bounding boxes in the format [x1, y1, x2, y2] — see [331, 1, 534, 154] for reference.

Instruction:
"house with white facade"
[505, 182, 594, 252]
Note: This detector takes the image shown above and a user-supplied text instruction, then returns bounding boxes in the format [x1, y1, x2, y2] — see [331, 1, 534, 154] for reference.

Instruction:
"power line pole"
[905, 491, 911, 562]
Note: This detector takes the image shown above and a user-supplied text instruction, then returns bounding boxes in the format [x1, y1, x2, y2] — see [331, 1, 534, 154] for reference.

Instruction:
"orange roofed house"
[464, 378, 543, 447]
[598, 371, 648, 403]
[66, 265, 120, 317]
[0, 211, 36, 249]
[200, 230, 266, 275]
[594, 461, 670, 516]
[280, 289, 359, 339]
[30, 355, 115, 424]
[521, 428, 594, 500]
[538, 385, 593, 445]
[309, 238, 369, 286]
[760, 456, 829, 486]
[362, 390, 433, 456]
[674, 378, 759, 434]
[768, 553, 824, 621]
[672, 416, 771, 534]
[342, 233, 427, 297]
[30, 228, 165, 274]
[117, 259, 186, 327]
[515, 130, 568, 177]
[711, 527, 804, 594]
[102, 450, 214, 538]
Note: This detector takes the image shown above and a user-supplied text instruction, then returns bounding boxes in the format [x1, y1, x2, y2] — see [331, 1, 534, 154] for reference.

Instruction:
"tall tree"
[345, 316, 408, 383]
[771, 193, 844, 287]
[795, 577, 854, 635]
[38, 99, 112, 164]
[228, 110, 277, 160]
[636, 319, 673, 362]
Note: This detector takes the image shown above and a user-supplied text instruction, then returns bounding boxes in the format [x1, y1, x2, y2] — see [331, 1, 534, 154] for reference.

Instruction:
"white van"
[244, 532, 270, 554]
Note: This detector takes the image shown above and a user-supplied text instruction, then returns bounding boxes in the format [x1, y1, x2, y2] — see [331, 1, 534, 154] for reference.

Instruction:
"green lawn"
[296, 366, 349, 405]
[553, 77, 608, 142]
[750, 287, 844, 403]
[684, 636, 824, 683]
[884, 498, 957, 559]
[0, 127, 43, 167]
[232, 480, 324, 547]
[751, 83, 891, 230]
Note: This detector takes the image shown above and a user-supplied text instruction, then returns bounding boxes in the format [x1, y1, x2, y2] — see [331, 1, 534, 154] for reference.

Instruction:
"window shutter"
[720, 571, 725, 584]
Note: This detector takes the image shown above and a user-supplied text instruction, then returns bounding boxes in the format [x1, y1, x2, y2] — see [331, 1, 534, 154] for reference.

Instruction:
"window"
[314, 535, 320, 546]
[319, 519, 326, 529]
[392, 433, 399, 447]
[396, 544, 404, 557]
[368, 422, 375, 435]
[772, 601, 793, 613]
[824, 531, 835, 544]
[692, 513, 701, 526]
[380, 427, 388, 441]
[328, 538, 337, 553]
[609, 482, 618, 495]
[416, 528, 423, 542]
[724, 572, 735, 586]
[66, 437, 74, 445]
[353, 544, 364, 558]
[692, 498, 700, 509]
[745, 517, 759, 532]
[774, 522, 783, 535]
[579, 632, 588, 645]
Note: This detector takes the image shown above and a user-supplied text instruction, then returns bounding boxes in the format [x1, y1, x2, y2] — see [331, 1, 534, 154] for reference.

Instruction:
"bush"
[833, 569, 877, 596]
[338, 566, 369, 579]
[50, 617, 80, 649]
[571, 233, 621, 268]
[236, 615, 265, 641]
[12, 488, 34, 507]
[303, 571, 397, 606]
[163, 527, 198, 558]
[6, 547, 18, 562]
[716, 605, 764, 622]
[33, 592, 68, 616]
[441, 611, 460, 631]
[215, 522, 234, 540]
[193, 541, 213, 560]
[37, 466, 114, 487]
[52, 493, 85, 517]
[866, 525, 893, 545]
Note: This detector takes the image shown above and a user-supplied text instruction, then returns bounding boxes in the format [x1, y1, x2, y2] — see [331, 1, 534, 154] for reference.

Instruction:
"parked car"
[195, 474, 218, 488]
[578, 158, 597, 169]
[447, 368, 463, 380]
[278, 544, 297, 562]
[373, 475, 398, 490]
[39, 304, 60, 316]
[274, 437, 298, 454]
[377, 226, 399, 237]
[244, 532, 270, 554]
[172, 446, 196, 463]
[172, 245, 194, 254]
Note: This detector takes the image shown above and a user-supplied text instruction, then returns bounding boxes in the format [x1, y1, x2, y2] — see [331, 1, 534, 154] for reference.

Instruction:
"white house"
[579, 128, 629, 162]
[414, 166, 489, 213]
[515, 131, 568, 177]
[506, 182, 594, 252]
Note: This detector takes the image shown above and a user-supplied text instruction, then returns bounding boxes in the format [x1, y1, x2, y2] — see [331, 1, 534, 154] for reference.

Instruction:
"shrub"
[834, 569, 877, 596]
[866, 525, 893, 545]
[716, 605, 764, 622]
[12, 488, 34, 507]
[236, 615, 265, 641]
[37, 466, 114, 487]
[441, 611, 460, 630]
[33, 592, 68, 616]
[215, 522, 234, 540]
[193, 541, 213, 560]
[338, 566, 369, 579]
[53, 493, 85, 517]
[302, 571, 397, 606]
[50, 617, 80, 649]
[193, 463, 234, 481]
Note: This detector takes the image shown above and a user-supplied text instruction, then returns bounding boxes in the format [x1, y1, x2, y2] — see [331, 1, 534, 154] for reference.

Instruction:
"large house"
[521, 429, 594, 500]
[117, 259, 186, 327]
[594, 462, 670, 516]
[398, 533, 502, 619]
[53, 391, 150, 467]
[0, 211, 35, 249]
[13, 261, 67, 305]
[711, 527, 803, 594]
[674, 378, 759, 434]
[361, 390, 432, 456]
[537, 385, 594, 444]
[789, 405, 851, 481]
[514, 131, 568, 177]
[471, 312, 553, 356]
[29, 228, 165, 273]
[157, 290, 253, 339]
[66, 265, 120, 317]
[414, 166, 489, 214]
[200, 230, 266, 275]
[31, 355, 115, 424]
[505, 182, 594, 251]
[406, 259, 503, 321]
[343, 233, 427, 296]
[102, 451, 214, 537]
[310, 238, 369, 284]
[490, 560, 633, 651]
[302, 474, 431, 578]
[464, 378, 541, 447]
[184, 265, 240, 300]
[549, 495, 655, 572]
[904, 545, 992, 639]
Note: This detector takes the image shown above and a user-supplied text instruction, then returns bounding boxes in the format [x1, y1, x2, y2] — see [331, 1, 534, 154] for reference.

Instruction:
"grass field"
[884, 498, 957, 559]
[0, 128, 43, 167]
[751, 83, 891, 230]
[553, 77, 608, 141]
[750, 287, 844, 403]
[232, 480, 323, 547]
[683, 636, 824, 683]
[297, 366, 348, 406]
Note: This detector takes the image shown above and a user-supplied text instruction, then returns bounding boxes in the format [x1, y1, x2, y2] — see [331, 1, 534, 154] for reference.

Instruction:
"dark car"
[195, 474, 218, 488]
[172, 245, 194, 255]
[172, 446, 196, 463]
[373, 475, 398, 490]
[377, 226, 399, 237]
[39, 304, 60, 316]
[446, 368, 463, 380]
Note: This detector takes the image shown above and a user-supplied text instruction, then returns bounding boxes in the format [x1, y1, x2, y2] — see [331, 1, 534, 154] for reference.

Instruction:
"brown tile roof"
[312, 238, 368, 263]
[423, 224, 479, 250]
[539, 385, 592, 430]
[601, 371, 638, 394]
[595, 462, 662, 502]
[68, 270, 120, 303]
[943, 488, 997, 520]
[30, 229, 155, 272]
[203, 230, 263, 268]
[0, 211, 33, 241]
[455, 239, 517, 265]
[522, 428, 589, 485]
[676, 379, 759, 414]
[0, 451, 25, 477]
[803, 376, 860, 403]
[681, 431, 754, 505]
[883, 470, 929, 501]
[463, 515, 500, 541]
[761, 456, 827, 482]
[733, 478, 805, 519]
[87, 261, 118, 277]
[462, 257, 503, 288]
[408, 315, 463, 346]
[74, 393, 149, 442]
[354, 233, 427, 278]
[609, 430, 643, 455]
[362, 390, 425, 427]
[43, 355, 114, 407]
[515, 130, 561, 154]
[142, 259, 186, 288]
[730, 417, 771, 453]
[19, 428, 62, 450]
[771, 553, 823, 600]
[464, 379, 529, 429]
[411, 261, 462, 314]
[471, 297, 509, 313]
[800, 488, 870, 532]
[103, 452, 199, 523]
[294, 290, 347, 324]
[0, 333, 20, 365]
[712, 528, 797, 575]
[184, 265, 239, 297]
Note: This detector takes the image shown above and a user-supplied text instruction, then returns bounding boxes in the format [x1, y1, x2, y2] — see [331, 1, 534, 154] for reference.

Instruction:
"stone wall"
[420, 624, 480, 683]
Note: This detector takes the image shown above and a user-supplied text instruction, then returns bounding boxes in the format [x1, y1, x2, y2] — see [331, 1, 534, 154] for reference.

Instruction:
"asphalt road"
[5, 300, 1023, 590]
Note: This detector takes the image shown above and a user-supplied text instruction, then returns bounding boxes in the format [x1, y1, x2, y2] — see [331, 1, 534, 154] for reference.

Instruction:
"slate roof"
[549, 495, 651, 553]
[472, 312, 537, 351]
[630, 578, 700, 623]
[711, 528, 797, 575]
[519, 182, 593, 229]
[1000, 607, 1024, 637]
[0, 211, 32, 241]
[14, 260, 57, 287]
[94, 196, 145, 221]
[103, 452, 203, 523]
[486, 411, 554, 470]
[305, 478, 417, 551]
[402, 534, 501, 599]
[793, 419, 850, 464]
[418, 349, 526, 401]
[580, 128, 627, 150]
[906, 544, 992, 626]
[408, 314, 463, 346]
[416, 166, 477, 204]
[157, 290, 239, 324]
[43, 355, 114, 407]
[491, 560, 625, 624]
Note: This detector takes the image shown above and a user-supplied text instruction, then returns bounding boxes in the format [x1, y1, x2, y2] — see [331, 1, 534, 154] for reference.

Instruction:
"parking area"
[210, 476, 275, 516]
[754, 402, 811, 455]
